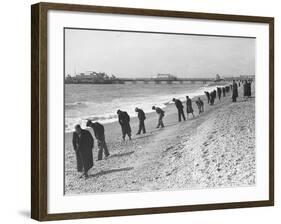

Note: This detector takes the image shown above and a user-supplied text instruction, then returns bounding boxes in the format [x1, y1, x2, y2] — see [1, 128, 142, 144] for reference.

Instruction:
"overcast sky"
[65, 29, 255, 78]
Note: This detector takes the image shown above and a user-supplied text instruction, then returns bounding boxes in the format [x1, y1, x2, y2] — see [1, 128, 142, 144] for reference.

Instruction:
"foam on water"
[65, 83, 227, 133]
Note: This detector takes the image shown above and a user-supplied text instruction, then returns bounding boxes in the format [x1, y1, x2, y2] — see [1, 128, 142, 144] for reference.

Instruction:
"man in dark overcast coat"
[117, 109, 132, 140]
[72, 124, 94, 179]
[135, 107, 146, 135]
[172, 98, 186, 122]
[86, 120, 110, 161]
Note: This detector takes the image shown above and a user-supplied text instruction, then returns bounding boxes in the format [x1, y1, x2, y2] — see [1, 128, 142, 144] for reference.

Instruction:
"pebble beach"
[64, 85, 255, 195]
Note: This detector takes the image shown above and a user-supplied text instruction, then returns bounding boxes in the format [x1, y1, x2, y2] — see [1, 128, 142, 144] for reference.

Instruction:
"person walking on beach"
[117, 109, 132, 141]
[232, 80, 238, 102]
[86, 120, 110, 161]
[172, 98, 186, 122]
[152, 106, 165, 128]
[72, 124, 94, 179]
[243, 80, 248, 98]
[247, 80, 252, 97]
[195, 97, 204, 114]
[204, 91, 210, 104]
[210, 91, 215, 105]
[135, 107, 146, 135]
[217, 87, 222, 101]
[186, 96, 195, 118]
[222, 87, 226, 97]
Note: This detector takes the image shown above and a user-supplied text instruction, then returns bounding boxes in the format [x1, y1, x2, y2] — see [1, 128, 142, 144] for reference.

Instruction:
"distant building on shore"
[65, 71, 122, 84]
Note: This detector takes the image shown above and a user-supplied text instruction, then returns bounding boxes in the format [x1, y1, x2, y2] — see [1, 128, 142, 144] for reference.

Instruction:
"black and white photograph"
[64, 28, 256, 195]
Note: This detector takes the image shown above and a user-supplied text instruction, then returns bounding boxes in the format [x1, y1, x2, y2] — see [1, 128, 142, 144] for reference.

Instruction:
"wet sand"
[64, 85, 255, 194]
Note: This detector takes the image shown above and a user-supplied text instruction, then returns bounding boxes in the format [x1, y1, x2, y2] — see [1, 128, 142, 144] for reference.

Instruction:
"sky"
[65, 28, 255, 78]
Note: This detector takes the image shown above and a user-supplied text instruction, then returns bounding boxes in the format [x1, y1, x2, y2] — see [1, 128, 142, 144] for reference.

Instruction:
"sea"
[65, 83, 220, 133]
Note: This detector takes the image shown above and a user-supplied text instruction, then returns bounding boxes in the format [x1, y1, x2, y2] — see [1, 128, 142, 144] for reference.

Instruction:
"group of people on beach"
[71, 79, 253, 179]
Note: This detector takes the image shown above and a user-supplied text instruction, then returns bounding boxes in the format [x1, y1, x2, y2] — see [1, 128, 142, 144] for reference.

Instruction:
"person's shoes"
[84, 175, 89, 180]
[136, 132, 140, 135]
[96, 159, 102, 161]
[79, 174, 84, 179]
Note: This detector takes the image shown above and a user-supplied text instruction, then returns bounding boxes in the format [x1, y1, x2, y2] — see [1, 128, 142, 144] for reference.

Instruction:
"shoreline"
[64, 84, 255, 194]
[64, 83, 228, 133]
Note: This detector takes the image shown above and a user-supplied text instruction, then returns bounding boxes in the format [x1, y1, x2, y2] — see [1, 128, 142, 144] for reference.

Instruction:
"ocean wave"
[65, 84, 228, 133]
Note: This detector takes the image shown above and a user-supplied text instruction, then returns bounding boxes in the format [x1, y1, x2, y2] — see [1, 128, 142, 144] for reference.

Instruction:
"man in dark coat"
[186, 96, 195, 118]
[117, 109, 132, 140]
[217, 87, 222, 101]
[210, 91, 215, 105]
[152, 106, 165, 128]
[195, 97, 204, 114]
[135, 107, 146, 134]
[247, 80, 252, 97]
[86, 120, 110, 161]
[172, 98, 186, 122]
[243, 80, 248, 97]
[204, 91, 210, 104]
[72, 124, 94, 179]
[232, 80, 238, 102]
[222, 87, 226, 97]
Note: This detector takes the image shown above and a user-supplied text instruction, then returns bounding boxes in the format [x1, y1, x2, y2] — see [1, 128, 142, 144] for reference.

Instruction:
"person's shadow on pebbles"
[89, 167, 134, 178]
[110, 151, 134, 158]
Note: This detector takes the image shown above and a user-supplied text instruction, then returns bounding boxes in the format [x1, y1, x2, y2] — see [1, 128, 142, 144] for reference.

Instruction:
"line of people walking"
[72, 79, 253, 179]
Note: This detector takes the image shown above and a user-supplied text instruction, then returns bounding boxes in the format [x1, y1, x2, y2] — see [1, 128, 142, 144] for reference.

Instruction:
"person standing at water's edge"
[72, 124, 94, 179]
[204, 91, 210, 104]
[117, 109, 132, 141]
[217, 87, 222, 101]
[86, 120, 110, 161]
[172, 98, 186, 122]
[135, 107, 146, 135]
[232, 80, 238, 102]
[186, 96, 195, 118]
[196, 97, 204, 114]
[152, 106, 165, 128]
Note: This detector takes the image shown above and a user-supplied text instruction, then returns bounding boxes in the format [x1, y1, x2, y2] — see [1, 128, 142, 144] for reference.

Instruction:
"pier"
[118, 78, 214, 84]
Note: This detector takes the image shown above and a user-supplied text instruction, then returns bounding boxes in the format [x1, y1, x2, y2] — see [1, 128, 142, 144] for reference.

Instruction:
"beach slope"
[65, 92, 255, 194]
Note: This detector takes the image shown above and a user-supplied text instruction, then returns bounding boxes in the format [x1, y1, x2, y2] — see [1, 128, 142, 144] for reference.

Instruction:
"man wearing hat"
[152, 106, 165, 128]
[172, 98, 186, 122]
[135, 107, 146, 135]
[117, 109, 132, 140]
[72, 124, 94, 179]
[86, 120, 110, 161]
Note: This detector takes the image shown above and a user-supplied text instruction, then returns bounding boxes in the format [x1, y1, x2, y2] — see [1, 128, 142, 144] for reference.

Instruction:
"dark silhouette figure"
[135, 107, 146, 134]
[152, 106, 165, 128]
[247, 80, 252, 97]
[222, 87, 226, 97]
[86, 120, 110, 161]
[195, 97, 204, 114]
[210, 90, 216, 105]
[172, 98, 186, 122]
[232, 80, 238, 102]
[72, 124, 94, 179]
[117, 110, 132, 140]
[217, 87, 222, 101]
[186, 96, 195, 118]
[204, 91, 210, 104]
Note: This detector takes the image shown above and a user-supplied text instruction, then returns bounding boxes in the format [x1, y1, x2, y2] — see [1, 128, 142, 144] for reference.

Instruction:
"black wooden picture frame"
[31, 2, 274, 221]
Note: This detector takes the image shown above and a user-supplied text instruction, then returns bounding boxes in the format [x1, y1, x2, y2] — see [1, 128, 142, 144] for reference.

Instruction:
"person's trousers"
[137, 120, 146, 134]
[157, 114, 164, 128]
[97, 139, 110, 160]
[178, 109, 186, 121]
